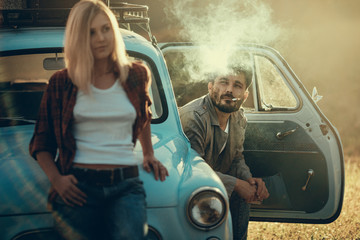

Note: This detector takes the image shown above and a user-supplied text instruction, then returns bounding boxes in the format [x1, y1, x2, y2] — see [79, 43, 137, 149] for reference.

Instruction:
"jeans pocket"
[126, 177, 146, 197]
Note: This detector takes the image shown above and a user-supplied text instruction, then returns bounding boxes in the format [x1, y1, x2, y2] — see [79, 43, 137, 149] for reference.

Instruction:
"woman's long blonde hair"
[64, 0, 130, 93]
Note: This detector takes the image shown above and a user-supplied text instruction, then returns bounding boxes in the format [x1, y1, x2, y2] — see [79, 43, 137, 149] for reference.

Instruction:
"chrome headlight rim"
[186, 186, 229, 230]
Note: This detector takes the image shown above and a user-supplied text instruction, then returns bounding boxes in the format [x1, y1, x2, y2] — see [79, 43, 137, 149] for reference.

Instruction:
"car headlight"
[186, 187, 228, 230]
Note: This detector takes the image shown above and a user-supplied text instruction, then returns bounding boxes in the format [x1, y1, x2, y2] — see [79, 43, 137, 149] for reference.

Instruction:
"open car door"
[161, 42, 344, 223]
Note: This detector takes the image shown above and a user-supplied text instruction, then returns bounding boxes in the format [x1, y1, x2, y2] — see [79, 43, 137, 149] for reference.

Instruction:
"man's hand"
[233, 179, 257, 203]
[247, 177, 269, 201]
[51, 174, 87, 207]
[143, 155, 169, 181]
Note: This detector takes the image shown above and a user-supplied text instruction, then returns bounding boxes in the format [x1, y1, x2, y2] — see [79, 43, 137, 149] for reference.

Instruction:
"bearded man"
[179, 66, 269, 240]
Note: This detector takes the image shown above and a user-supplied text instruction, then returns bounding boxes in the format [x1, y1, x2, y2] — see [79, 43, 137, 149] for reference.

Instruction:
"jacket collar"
[204, 94, 220, 127]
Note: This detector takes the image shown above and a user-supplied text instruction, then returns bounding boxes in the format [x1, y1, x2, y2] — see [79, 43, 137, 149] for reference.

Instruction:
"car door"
[160, 42, 344, 223]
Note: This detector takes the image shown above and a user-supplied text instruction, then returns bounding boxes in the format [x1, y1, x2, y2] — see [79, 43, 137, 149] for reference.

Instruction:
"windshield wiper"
[0, 117, 36, 123]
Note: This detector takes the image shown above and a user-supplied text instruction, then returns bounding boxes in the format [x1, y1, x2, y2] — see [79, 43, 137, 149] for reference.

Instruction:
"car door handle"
[301, 169, 314, 191]
[276, 126, 299, 140]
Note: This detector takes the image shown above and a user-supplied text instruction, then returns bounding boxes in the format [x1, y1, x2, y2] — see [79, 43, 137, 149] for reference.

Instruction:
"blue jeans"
[230, 193, 250, 240]
[51, 177, 147, 240]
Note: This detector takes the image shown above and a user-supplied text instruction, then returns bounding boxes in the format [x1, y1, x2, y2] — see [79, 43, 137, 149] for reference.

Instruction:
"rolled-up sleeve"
[215, 171, 237, 197]
[216, 157, 252, 197]
[228, 157, 252, 181]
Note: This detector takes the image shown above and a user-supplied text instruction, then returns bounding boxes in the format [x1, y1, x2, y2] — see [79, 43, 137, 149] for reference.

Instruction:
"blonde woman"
[29, 0, 168, 239]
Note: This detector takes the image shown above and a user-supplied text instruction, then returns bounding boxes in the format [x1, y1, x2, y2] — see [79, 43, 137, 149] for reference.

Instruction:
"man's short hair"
[205, 64, 253, 90]
[228, 65, 253, 89]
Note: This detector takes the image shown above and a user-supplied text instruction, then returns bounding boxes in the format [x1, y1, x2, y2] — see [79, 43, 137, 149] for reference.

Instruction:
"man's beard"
[210, 93, 243, 113]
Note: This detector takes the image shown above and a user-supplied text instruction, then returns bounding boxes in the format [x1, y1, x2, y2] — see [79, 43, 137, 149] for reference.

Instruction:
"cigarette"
[232, 98, 241, 102]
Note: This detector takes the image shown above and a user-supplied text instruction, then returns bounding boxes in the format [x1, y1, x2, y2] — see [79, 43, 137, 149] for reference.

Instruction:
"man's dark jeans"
[230, 193, 250, 240]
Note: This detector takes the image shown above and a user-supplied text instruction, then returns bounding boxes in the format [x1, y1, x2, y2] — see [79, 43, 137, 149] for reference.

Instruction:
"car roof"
[0, 27, 150, 53]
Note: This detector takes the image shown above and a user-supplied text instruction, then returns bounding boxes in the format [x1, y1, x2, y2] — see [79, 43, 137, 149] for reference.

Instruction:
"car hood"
[0, 125, 189, 215]
[135, 131, 189, 208]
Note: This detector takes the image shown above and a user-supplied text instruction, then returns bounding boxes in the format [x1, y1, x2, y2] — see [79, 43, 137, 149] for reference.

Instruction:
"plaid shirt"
[29, 62, 152, 176]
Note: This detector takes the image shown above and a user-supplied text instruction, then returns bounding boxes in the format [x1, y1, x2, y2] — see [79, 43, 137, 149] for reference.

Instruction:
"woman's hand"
[143, 155, 169, 181]
[138, 123, 169, 181]
[51, 174, 87, 207]
[36, 151, 87, 207]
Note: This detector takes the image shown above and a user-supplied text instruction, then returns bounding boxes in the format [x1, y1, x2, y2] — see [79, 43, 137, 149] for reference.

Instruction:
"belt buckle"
[110, 168, 124, 185]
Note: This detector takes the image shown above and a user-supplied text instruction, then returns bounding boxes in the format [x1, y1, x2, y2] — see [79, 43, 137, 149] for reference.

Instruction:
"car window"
[0, 53, 56, 127]
[254, 55, 298, 110]
[0, 52, 162, 128]
[164, 51, 208, 108]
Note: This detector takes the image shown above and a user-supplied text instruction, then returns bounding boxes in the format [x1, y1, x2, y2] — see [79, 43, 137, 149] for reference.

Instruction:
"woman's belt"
[70, 165, 139, 186]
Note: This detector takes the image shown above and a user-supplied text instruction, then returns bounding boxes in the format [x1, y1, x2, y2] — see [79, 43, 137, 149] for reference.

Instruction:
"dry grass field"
[248, 155, 360, 240]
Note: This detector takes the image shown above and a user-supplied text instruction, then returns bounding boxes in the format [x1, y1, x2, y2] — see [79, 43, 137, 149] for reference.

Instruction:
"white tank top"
[72, 80, 139, 165]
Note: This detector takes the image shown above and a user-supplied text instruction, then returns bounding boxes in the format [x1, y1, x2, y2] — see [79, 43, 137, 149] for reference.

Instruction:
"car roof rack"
[0, 1, 157, 45]
[110, 2, 157, 45]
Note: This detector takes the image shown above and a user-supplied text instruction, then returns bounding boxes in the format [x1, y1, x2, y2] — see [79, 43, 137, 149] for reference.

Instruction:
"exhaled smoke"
[168, 0, 282, 45]
[164, 0, 286, 81]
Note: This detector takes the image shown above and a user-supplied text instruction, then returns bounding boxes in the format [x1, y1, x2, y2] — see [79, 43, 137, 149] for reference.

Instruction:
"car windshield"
[0, 50, 163, 128]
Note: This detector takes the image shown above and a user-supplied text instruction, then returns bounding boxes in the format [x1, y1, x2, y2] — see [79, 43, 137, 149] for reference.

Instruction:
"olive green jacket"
[179, 94, 252, 197]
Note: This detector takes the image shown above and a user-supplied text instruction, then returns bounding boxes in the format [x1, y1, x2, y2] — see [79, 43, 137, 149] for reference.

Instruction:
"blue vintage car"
[0, 3, 344, 240]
